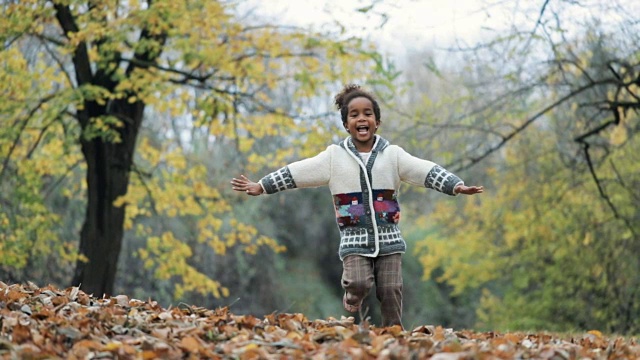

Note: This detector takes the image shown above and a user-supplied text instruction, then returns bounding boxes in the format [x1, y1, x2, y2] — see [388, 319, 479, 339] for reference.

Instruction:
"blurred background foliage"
[1, 0, 638, 334]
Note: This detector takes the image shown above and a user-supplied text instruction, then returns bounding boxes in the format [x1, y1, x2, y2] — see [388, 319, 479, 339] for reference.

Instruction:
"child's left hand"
[454, 184, 484, 195]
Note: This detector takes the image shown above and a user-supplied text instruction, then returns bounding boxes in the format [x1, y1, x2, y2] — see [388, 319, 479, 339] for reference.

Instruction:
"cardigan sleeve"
[259, 146, 332, 194]
[396, 147, 463, 196]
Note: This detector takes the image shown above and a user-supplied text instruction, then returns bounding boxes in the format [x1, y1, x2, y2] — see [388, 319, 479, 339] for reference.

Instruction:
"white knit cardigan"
[259, 136, 464, 260]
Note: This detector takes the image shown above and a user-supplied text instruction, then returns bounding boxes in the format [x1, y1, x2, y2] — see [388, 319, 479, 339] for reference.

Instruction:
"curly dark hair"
[333, 84, 381, 125]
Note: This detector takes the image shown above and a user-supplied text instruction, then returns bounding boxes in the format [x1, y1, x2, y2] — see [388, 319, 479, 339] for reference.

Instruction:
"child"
[231, 84, 483, 328]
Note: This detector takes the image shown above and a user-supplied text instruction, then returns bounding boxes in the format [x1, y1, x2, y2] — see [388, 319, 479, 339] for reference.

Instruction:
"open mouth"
[356, 126, 369, 135]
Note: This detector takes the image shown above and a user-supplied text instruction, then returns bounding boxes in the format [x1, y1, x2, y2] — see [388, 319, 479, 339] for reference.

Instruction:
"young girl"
[231, 84, 483, 328]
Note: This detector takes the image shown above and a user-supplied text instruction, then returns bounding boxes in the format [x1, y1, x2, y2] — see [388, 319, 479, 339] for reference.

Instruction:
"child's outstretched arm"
[231, 175, 264, 196]
[454, 184, 484, 195]
[396, 147, 484, 196]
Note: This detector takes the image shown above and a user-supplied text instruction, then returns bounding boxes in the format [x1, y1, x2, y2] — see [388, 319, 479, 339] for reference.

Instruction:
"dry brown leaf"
[11, 324, 32, 344]
[179, 336, 201, 353]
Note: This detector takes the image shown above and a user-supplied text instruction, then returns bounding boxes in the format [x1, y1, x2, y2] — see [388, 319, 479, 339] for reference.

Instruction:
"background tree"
[407, 0, 640, 333]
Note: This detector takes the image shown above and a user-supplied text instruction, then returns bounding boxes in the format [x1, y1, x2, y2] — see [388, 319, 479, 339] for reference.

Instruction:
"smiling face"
[344, 96, 380, 152]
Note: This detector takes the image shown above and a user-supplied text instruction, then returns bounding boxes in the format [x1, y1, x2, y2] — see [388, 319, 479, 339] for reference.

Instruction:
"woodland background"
[1, 0, 638, 336]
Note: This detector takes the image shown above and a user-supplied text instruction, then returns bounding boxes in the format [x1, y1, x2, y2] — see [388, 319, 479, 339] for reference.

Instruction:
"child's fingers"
[231, 177, 247, 184]
[458, 185, 484, 195]
[230, 178, 248, 191]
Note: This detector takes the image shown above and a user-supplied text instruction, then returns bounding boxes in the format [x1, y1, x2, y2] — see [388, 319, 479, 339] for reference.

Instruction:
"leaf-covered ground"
[0, 282, 638, 359]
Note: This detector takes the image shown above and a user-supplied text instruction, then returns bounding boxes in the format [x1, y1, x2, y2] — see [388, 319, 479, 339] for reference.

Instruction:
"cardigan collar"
[340, 135, 389, 155]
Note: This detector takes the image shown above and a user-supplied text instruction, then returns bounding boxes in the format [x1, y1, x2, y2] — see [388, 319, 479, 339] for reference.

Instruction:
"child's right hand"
[231, 175, 264, 196]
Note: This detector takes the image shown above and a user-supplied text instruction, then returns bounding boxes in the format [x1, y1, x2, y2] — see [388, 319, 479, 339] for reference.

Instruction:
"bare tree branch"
[578, 142, 638, 239]
[521, 0, 551, 52]
[609, 159, 640, 204]
[573, 119, 617, 143]
[37, 34, 75, 87]
[451, 78, 616, 171]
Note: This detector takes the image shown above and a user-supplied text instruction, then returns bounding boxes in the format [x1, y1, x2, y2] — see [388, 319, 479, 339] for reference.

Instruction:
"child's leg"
[374, 254, 403, 327]
[341, 255, 374, 312]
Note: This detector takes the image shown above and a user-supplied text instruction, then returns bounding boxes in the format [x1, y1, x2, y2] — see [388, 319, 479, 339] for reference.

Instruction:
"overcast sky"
[242, 0, 495, 58]
[242, 0, 639, 63]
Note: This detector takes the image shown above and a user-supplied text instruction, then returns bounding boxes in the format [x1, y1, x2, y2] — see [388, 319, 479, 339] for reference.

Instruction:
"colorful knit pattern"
[372, 190, 400, 225]
[333, 190, 400, 228]
[424, 165, 462, 195]
[260, 166, 296, 194]
[334, 192, 366, 227]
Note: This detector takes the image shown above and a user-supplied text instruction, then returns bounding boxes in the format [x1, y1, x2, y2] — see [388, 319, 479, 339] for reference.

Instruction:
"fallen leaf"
[179, 336, 201, 353]
[11, 324, 31, 344]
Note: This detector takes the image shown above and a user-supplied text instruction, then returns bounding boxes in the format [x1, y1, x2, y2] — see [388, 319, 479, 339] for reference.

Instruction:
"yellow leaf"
[102, 342, 122, 351]
[609, 124, 627, 146]
[587, 330, 603, 338]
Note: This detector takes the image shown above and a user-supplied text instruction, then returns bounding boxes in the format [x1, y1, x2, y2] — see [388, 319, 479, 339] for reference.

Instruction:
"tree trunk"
[53, 2, 164, 297]
[72, 100, 144, 297]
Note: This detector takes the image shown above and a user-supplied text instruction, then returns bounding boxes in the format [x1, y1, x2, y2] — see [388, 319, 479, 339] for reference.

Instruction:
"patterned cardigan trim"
[425, 165, 463, 196]
[260, 166, 297, 194]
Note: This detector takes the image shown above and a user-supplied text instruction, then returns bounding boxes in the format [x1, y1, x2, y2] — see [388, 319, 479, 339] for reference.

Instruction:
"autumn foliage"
[1, 282, 638, 359]
[0, 0, 380, 300]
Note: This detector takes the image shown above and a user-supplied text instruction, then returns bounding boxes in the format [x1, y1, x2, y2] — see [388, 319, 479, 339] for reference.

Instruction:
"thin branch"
[131, 164, 160, 217]
[0, 94, 57, 184]
[609, 159, 640, 204]
[548, 58, 596, 84]
[37, 34, 75, 87]
[241, 24, 306, 33]
[120, 49, 320, 86]
[231, 50, 319, 63]
[578, 143, 638, 239]
[415, 122, 506, 138]
[575, 100, 640, 110]
[34, 33, 67, 47]
[43, 159, 82, 199]
[386, 74, 552, 137]
[24, 117, 60, 160]
[580, 142, 620, 218]
[521, 0, 551, 52]
[440, 30, 533, 53]
[451, 78, 615, 171]
[573, 119, 617, 143]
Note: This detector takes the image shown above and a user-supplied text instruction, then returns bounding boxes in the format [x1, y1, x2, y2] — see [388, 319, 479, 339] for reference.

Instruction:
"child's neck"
[352, 137, 375, 153]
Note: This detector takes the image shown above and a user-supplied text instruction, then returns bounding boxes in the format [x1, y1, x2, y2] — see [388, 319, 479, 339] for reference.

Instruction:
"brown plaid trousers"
[341, 254, 403, 327]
